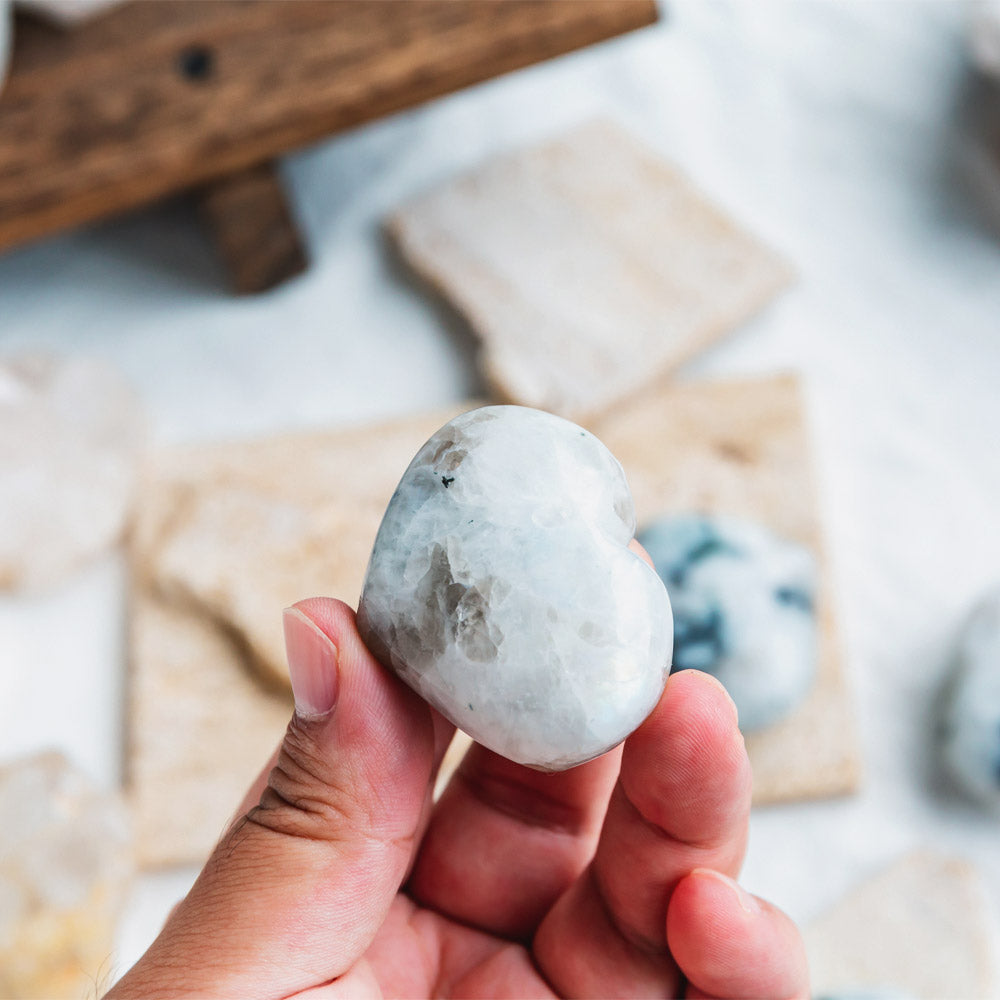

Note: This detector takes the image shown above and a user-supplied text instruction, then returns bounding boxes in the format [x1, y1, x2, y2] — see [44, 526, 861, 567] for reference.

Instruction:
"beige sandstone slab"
[591, 374, 859, 804]
[133, 407, 469, 691]
[127, 593, 291, 868]
[389, 119, 792, 420]
[805, 851, 1000, 998]
[128, 408, 470, 866]
[129, 376, 854, 865]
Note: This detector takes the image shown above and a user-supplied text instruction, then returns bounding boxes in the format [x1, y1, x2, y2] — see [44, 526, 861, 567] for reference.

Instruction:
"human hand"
[110, 597, 808, 999]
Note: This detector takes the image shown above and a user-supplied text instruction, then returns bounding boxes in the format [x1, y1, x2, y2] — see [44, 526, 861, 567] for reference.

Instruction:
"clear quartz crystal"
[0, 353, 145, 592]
[0, 752, 132, 999]
[358, 406, 673, 771]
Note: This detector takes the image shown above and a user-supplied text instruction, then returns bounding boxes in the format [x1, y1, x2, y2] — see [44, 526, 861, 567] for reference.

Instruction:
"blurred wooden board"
[128, 376, 859, 868]
[0, 0, 657, 286]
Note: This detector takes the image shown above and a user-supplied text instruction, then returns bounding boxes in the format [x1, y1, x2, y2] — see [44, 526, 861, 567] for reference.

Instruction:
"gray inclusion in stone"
[939, 584, 1000, 809]
[637, 513, 818, 732]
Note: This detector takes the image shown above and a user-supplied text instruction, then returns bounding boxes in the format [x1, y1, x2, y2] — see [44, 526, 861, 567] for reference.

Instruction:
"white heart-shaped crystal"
[357, 405, 673, 770]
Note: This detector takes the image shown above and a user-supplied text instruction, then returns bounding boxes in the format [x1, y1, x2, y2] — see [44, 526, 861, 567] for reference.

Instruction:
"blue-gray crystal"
[637, 513, 818, 731]
[940, 585, 1000, 809]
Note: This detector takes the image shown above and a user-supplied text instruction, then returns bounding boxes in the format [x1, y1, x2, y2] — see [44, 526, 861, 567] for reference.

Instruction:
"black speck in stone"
[468, 703, 474, 711]
[178, 45, 214, 81]
[442, 476, 455, 488]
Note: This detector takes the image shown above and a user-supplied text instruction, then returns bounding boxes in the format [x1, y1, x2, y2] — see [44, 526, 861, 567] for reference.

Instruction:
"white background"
[1, 0, 999, 981]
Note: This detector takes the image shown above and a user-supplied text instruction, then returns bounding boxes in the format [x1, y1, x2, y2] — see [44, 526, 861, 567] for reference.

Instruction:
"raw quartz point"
[940, 585, 1000, 809]
[638, 514, 818, 732]
[357, 405, 673, 771]
[0, 752, 133, 999]
[0, 353, 145, 591]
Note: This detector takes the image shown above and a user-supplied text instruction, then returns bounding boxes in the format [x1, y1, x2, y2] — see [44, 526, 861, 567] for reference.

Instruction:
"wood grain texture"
[197, 161, 307, 294]
[0, 0, 657, 253]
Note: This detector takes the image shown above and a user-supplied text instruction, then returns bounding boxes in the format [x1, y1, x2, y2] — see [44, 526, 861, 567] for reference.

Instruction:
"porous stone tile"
[133, 407, 469, 691]
[127, 594, 291, 868]
[128, 408, 469, 865]
[805, 852, 1000, 999]
[592, 374, 859, 804]
[389, 119, 792, 420]
[129, 376, 855, 867]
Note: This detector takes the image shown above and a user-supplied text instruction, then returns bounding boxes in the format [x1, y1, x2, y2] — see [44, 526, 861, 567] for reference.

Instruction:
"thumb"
[112, 598, 437, 999]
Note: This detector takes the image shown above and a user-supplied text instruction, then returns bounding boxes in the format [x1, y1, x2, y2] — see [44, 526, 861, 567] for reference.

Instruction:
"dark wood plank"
[0, 0, 658, 254]
[196, 161, 307, 295]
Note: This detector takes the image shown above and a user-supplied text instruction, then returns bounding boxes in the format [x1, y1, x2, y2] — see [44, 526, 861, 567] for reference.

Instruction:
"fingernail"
[283, 607, 339, 719]
[692, 868, 761, 915]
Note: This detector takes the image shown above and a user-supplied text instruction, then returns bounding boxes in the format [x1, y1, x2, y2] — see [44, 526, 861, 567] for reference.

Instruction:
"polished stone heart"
[357, 405, 673, 770]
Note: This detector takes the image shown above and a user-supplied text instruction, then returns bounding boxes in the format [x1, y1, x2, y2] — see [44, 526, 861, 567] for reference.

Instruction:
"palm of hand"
[316, 686, 759, 1000]
[109, 600, 806, 1000]
[360, 894, 551, 998]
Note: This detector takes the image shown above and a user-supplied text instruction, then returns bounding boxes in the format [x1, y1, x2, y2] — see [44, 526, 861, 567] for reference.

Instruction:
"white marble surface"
[2, 0, 1000, 981]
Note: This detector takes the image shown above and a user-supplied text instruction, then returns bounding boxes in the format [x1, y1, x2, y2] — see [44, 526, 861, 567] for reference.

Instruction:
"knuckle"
[245, 717, 355, 842]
